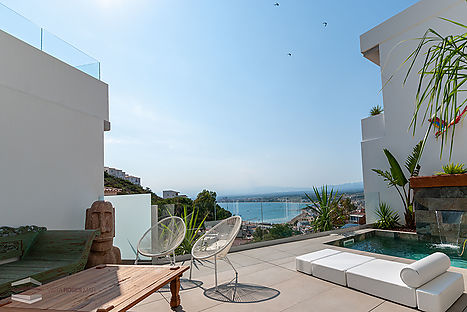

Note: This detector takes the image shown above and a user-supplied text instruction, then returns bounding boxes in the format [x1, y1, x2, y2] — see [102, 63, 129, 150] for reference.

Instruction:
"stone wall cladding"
[413, 186, 467, 244]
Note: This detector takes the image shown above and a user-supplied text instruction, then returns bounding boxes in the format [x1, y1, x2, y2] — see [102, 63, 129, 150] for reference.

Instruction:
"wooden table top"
[0, 265, 189, 312]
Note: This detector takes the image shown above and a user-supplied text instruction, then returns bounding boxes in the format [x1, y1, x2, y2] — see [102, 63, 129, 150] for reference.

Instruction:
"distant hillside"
[104, 172, 161, 204]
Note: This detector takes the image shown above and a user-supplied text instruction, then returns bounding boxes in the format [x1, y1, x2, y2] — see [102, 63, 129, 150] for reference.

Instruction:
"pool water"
[346, 236, 467, 269]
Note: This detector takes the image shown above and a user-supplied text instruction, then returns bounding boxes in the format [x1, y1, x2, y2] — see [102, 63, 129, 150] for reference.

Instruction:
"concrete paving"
[130, 230, 467, 312]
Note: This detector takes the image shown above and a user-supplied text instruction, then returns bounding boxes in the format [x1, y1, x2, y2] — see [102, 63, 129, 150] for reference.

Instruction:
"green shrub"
[436, 162, 467, 175]
[267, 224, 295, 239]
[375, 203, 400, 230]
[253, 227, 266, 241]
[253, 224, 297, 242]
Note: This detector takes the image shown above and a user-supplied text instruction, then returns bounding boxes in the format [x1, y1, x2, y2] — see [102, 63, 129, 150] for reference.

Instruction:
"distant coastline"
[217, 181, 363, 203]
[218, 201, 309, 224]
[219, 188, 363, 203]
[218, 201, 312, 204]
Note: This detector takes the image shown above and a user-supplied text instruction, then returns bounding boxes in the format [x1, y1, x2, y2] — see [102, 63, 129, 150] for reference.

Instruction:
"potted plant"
[369, 105, 383, 116]
[410, 162, 467, 188]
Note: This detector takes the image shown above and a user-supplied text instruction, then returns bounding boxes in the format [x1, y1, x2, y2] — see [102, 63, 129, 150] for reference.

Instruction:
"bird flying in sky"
[274, 2, 280, 7]
[288, 52, 292, 56]
[323, 22, 328, 27]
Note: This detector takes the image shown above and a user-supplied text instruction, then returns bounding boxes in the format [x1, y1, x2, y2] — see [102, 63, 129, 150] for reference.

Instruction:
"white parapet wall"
[104, 194, 152, 260]
[360, 0, 467, 223]
[0, 29, 109, 229]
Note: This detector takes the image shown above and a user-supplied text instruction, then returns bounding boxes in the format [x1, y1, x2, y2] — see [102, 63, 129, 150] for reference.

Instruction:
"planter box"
[410, 174, 467, 189]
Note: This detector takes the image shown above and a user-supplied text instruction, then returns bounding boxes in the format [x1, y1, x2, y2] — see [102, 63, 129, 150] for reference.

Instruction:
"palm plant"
[176, 205, 207, 255]
[370, 105, 384, 116]
[305, 185, 343, 232]
[404, 17, 467, 158]
[375, 203, 400, 230]
[372, 141, 422, 228]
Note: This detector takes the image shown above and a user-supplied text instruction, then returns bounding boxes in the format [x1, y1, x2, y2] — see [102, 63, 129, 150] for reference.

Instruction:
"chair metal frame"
[135, 216, 186, 265]
[189, 216, 242, 290]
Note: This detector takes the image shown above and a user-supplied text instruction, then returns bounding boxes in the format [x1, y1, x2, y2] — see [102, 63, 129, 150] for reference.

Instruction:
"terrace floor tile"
[130, 233, 467, 312]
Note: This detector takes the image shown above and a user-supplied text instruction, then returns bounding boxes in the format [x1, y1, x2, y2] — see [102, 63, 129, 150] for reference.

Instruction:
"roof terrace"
[0, 3, 100, 80]
[130, 230, 467, 312]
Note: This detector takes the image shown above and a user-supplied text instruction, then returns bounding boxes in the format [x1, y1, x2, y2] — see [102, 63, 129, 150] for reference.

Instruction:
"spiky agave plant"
[436, 162, 467, 175]
[370, 105, 384, 116]
[176, 205, 207, 255]
[305, 185, 343, 232]
[375, 203, 400, 230]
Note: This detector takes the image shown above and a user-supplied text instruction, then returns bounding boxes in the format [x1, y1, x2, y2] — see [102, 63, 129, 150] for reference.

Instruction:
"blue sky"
[1, 0, 418, 197]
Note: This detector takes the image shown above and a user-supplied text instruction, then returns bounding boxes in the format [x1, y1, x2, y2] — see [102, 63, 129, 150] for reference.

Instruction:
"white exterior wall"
[0, 29, 109, 229]
[360, 0, 467, 223]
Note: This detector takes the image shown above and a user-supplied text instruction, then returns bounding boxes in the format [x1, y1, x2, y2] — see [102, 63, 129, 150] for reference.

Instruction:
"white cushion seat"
[346, 259, 417, 307]
[311, 252, 374, 286]
[416, 271, 464, 312]
[295, 248, 341, 275]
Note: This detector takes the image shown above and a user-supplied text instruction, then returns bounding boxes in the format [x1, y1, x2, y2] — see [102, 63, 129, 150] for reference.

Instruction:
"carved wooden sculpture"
[85, 201, 121, 268]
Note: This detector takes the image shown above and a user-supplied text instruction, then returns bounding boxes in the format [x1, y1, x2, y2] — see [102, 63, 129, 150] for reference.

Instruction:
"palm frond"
[405, 140, 423, 176]
[404, 20, 467, 159]
[383, 149, 408, 186]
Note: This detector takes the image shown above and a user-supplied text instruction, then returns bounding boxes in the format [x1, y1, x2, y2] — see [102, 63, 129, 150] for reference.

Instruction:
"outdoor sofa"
[296, 249, 464, 312]
[0, 226, 97, 298]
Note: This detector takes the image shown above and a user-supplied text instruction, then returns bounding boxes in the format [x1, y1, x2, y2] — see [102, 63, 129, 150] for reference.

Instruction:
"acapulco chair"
[189, 216, 242, 290]
[135, 216, 186, 265]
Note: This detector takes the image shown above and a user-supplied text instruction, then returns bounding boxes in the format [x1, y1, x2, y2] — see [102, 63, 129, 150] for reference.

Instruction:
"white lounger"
[312, 252, 374, 286]
[296, 250, 464, 312]
[346, 259, 417, 307]
[416, 271, 464, 312]
[295, 248, 341, 275]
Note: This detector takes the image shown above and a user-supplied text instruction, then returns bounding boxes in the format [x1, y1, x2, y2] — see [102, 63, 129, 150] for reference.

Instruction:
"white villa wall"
[360, 0, 467, 223]
[0, 29, 109, 229]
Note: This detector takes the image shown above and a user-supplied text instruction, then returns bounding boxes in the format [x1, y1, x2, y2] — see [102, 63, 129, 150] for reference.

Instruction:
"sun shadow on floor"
[159, 278, 203, 292]
[203, 283, 280, 303]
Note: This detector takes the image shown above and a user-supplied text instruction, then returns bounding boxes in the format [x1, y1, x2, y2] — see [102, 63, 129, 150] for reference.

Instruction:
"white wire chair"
[189, 216, 242, 290]
[135, 216, 186, 265]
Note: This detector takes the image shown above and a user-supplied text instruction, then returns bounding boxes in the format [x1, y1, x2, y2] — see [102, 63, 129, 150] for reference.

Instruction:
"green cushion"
[0, 229, 97, 298]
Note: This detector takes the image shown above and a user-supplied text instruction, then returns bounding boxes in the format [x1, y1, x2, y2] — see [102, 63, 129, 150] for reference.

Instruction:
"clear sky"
[1, 0, 418, 197]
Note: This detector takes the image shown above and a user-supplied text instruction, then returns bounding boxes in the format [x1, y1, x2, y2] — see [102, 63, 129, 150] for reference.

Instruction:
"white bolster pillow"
[400, 252, 451, 288]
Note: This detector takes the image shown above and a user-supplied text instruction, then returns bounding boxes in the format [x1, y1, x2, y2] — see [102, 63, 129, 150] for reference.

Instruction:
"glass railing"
[218, 193, 366, 245]
[218, 201, 313, 243]
[0, 3, 100, 80]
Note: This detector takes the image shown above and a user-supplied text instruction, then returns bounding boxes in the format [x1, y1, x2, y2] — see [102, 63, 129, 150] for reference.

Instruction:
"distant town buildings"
[104, 167, 141, 186]
[349, 208, 366, 225]
[163, 190, 179, 199]
[104, 187, 122, 196]
[162, 190, 187, 199]
[125, 176, 141, 185]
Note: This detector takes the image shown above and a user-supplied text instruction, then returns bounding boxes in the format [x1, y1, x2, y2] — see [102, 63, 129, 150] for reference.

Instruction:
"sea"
[218, 201, 310, 224]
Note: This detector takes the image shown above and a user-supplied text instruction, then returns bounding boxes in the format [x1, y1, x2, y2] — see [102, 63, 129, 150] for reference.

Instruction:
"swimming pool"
[327, 230, 467, 269]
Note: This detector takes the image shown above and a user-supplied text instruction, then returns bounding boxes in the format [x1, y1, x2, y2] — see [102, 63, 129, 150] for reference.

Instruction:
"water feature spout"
[435, 210, 464, 246]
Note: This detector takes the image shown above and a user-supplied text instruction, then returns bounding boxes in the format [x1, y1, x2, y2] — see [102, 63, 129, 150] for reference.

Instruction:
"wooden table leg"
[170, 276, 181, 308]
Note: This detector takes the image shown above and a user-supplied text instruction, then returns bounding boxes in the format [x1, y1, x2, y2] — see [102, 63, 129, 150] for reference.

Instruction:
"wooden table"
[0, 264, 189, 312]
